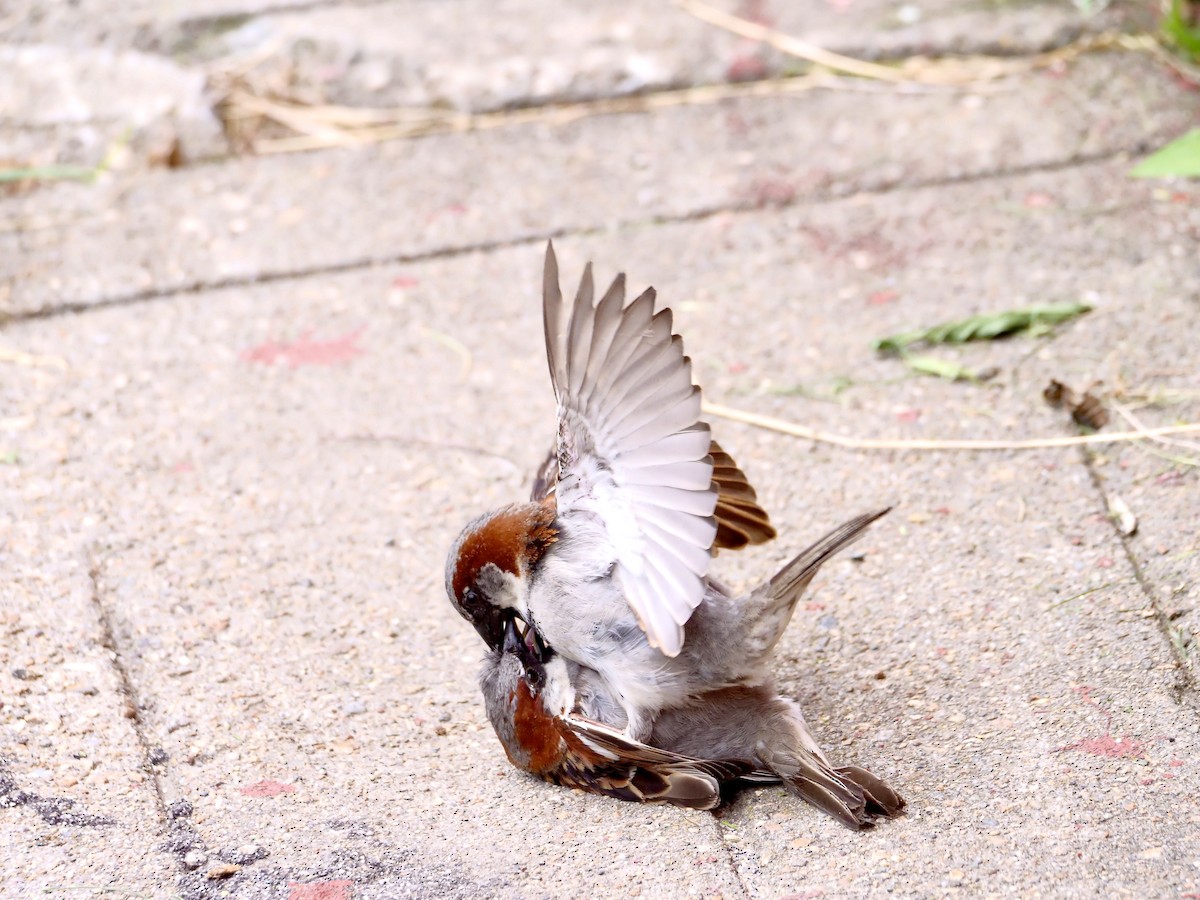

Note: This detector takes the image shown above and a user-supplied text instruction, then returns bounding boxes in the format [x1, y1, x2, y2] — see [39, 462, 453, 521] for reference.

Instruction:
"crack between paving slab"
[86, 557, 169, 817]
[1, 140, 1152, 328]
[86, 554, 218, 889]
[1077, 449, 1200, 709]
[713, 818, 752, 899]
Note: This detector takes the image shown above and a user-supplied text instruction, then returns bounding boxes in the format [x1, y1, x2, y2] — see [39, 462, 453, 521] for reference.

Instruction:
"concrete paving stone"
[2, 156, 1197, 895]
[0, 43, 227, 170]
[3, 50, 1195, 318]
[161, 0, 1134, 114]
[1032, 267, 1200, 672]
[9, 0, 1138, 116]
[0, 502, 172, 892]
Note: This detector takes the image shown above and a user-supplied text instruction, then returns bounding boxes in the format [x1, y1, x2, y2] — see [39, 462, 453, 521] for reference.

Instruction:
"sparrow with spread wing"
[447, 243, 905, 827]
[478, 527, 906, 829]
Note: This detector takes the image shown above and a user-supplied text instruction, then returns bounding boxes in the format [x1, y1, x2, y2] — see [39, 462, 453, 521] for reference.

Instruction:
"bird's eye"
[525, 667, 543, 689]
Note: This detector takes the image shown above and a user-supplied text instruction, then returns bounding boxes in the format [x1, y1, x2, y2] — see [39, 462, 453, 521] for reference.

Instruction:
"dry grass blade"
[675, 0, 912, 82]
[676, 0, 1128, 87]
[1108, 400, 1200, 467]
[235, 75, 830, 154]
[0, 347, 68, 370]
[702, 401, 1200, 452]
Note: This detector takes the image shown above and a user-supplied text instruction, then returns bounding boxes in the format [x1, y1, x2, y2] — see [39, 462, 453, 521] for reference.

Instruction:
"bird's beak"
[501, 616, 523, 655]
[470, 603, 512, 651]
[528, 626, 549, 663]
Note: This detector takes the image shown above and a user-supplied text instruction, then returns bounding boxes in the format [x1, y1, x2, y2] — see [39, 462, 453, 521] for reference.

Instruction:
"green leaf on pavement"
[873, 302, 1092, 354]
[902, 354, 976, 382]
[1130, 129, 1200, 179]
[1162, 0, 1200, 62]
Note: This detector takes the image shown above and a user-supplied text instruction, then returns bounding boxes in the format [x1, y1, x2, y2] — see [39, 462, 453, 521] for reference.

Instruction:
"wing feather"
[543, 243, 565, 387]
[565, 263, 595, 397]
[620, 459, 712, 491]
[615, 387, 702, 446]
[540, 244, 724, 655]
[618, 426, 711, 467]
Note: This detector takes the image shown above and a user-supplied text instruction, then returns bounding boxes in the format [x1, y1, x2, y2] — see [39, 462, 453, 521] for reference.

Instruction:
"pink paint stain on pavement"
[239, 780, 297, 798]
[1056, 735, 1145, 759]
[242, 328, 365, 368]
[289, 881, 354, 900]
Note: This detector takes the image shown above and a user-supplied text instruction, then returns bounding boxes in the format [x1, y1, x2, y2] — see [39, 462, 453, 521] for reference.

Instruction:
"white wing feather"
[542, 243, 717, 656]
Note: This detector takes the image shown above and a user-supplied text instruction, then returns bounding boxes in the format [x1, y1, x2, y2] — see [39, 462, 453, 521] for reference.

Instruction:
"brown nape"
[510, 679, 566, 775]
[449, 501, 559, 600]
[709, 440, 777, 549]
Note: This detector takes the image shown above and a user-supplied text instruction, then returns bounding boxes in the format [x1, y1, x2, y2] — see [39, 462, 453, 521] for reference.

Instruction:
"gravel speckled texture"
[2, 2, 1198, 897]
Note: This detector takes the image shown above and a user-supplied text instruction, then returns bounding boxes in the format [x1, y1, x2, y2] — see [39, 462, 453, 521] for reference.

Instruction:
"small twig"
[0, 348, 68, 370]
[676, 0, 1129, 86]
[418, 325, 473, 383]
[675, 0, 914, 82]
[702, 400, 1200, 451]
[1109, 399, 1200, 458]
[1048, 581, 1135, 609]
[238, 75, 832, 154]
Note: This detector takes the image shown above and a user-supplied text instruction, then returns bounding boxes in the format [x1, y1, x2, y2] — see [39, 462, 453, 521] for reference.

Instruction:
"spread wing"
[542, 242, 719, 656]
[530, 437, 777, 552]
[554, 713, 769, 810]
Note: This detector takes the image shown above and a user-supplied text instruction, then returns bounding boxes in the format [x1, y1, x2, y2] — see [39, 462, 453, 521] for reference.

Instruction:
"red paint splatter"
[171, 462, 194, 474]
[736, 0, 775, 25]
[289, 881, 353, 900]
[1097, 557, 1114, 569]
[727, 361, 748, 374]
[1023, 192, 1054, 208]
[867, 290, 899, 306]
[798, 225, 919, 272]
[896, 408, 921, 423]
[1171, 758, 1184, 767]
[1056, 735, 1144, 759]
[239, 780, 297, 798]
[803, 602, 825, 611]
[392, 276, 419, 288]
[242, 328, 365, 368]
[935, 506, 952, 515]
[1167, 66, 1200, 92]
[743, 177, 796, 208]
[1156, 470, 1187, 487]
[1072, 685, 1098, 707]
[727, 53, 768, 82]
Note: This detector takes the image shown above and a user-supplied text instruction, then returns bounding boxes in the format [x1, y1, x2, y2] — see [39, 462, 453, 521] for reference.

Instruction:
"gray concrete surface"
[2, 1, 1199, 898]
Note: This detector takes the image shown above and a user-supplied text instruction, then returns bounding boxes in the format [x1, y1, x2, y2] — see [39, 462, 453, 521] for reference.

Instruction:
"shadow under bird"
[447, 243, 905, 828]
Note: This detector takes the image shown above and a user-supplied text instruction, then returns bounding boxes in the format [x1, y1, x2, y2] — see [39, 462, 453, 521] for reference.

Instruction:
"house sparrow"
[446, 244, 895, 741]
[480, 617, 772, 811]
[481, 618, 905, 829]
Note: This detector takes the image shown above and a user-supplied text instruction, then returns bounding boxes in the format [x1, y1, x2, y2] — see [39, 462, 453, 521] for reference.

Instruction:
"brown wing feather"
[710, 440, 776, 550]
[531, 438, 774, 550]
[554, 716, 763, 810]
[529, 444, 559, 501]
